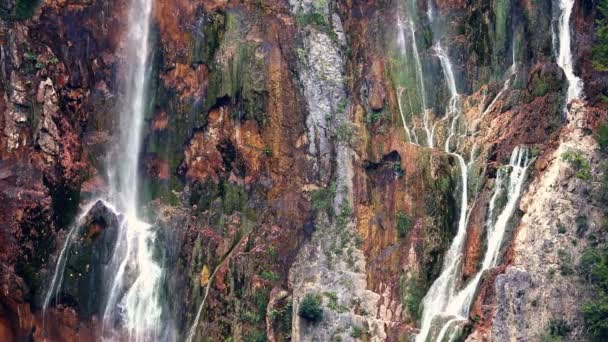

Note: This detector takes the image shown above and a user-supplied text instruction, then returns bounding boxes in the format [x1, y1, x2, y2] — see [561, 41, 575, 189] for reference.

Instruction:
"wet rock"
[58, 200, 119, 318]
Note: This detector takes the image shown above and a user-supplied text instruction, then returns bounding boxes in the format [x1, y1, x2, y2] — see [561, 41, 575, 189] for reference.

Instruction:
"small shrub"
[396, 211, 411, 238]
[335, 123, 356, 145]
[351, 325, 363, 338]
[260, 270, 280, 282]
[561, 150, 592, 180]
[558, 249, 574, 276]
[299, 293, 323, 323]
[549, 319, 572, 337]
[336, 199, 353, 228]
[579, 248, 603, 282]
[576, 215, 589, 237]
[311, 183, 336, 213]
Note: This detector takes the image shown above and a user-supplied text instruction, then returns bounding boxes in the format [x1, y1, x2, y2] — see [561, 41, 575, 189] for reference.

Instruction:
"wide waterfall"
[43, 0, 164, 340]
[555, 0, 584, 107]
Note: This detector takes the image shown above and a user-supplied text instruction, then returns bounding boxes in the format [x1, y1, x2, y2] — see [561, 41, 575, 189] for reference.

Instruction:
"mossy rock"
[527, 63, 565, 97]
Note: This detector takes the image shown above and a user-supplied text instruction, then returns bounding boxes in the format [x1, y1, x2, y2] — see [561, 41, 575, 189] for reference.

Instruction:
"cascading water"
[416, 40, 471, 342]
[555, 0, 584, 108]
[43, 0, 163, 340]
[396, 0, 434, 146]
[102, 0, 164, 339]
[417, 147, 532, 342]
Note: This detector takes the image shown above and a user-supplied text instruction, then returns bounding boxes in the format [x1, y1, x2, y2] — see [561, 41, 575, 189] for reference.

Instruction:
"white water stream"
[555, 0, 584, 108]
[43, 0, 162, 340]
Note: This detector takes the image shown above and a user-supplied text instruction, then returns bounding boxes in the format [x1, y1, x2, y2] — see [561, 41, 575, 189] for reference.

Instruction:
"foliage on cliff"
[593, 0, 608, 71]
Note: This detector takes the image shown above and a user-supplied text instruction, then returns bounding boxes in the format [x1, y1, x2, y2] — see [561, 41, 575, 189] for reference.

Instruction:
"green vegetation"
[12, 0, 40, 20]
[269, 299, 292, 339]
[400, 274, 425, 321]
[298, 293, 324, 323]
[350, 325, 363, 338]
[336, 199, 353, 228]
[396, 211, 411, 238]
[579, 246, 608, 340]
[311, 183, 336, 214]
[593, 0, 608, 71]
[244, 330, 267, 342]
[260, 270, 280, 282]
[597, 123, 608, 153]
[558, 249, 574, 276]
[335, 123, 356, 145]
[541, 319, 571, 342]
[324, 291, 348, 313]
[561, 150, 592, 180]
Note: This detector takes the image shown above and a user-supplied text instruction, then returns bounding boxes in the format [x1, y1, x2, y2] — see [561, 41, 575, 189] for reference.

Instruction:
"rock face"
[0, 0, 607, 341]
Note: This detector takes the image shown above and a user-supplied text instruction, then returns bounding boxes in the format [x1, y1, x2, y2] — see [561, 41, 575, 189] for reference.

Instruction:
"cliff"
[0, 0, 607, 341]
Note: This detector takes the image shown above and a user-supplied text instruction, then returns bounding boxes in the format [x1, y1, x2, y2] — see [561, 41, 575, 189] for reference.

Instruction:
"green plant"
[311, 183, 336, 213]
[336, 199, 353, 228]
[549, 319, 572, 337]
[351, 325, 363, 338]
[558, 249, 574, 276]
[364, 111, 386, 125]
[593, 0, 608, 71]
[396, 211, 411, 238]
[260, 270, 280, 282]
[244, 330, 267, 342]
[561, 150, 592, 180]
[335, 123, 356, 145]
[576, 215, 589, 237]
[579, 246, 608, 340]
[299, 293, 323, 323]
[262, 146, 272, 157]
[596, 122, 608, 153]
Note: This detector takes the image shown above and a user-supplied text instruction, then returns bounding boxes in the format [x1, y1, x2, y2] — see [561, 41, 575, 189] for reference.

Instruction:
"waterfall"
[101, 0, 163, 340]
[417, 147, 532, 341]
[43, 0, 163, 340]
[555, 0, 584, 108]
[396, 1, 434, 146]
[416, 41, 470, 342]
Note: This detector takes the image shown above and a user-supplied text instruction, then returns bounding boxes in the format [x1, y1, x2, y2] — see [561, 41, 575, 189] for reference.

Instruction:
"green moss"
[396, 211, 411, 238]
[399, 273, 426, 322]
[192, 13, 225, 64]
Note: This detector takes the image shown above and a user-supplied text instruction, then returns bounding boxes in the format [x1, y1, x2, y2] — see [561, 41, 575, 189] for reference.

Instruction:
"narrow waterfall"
[396, 0, 433, 146]
[416, 42, 470, 342]
[555, 0, 584, 107]
[418, 147, 532, 341]
[102, 0, 164, 339]
[43, 0, 163, 340]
